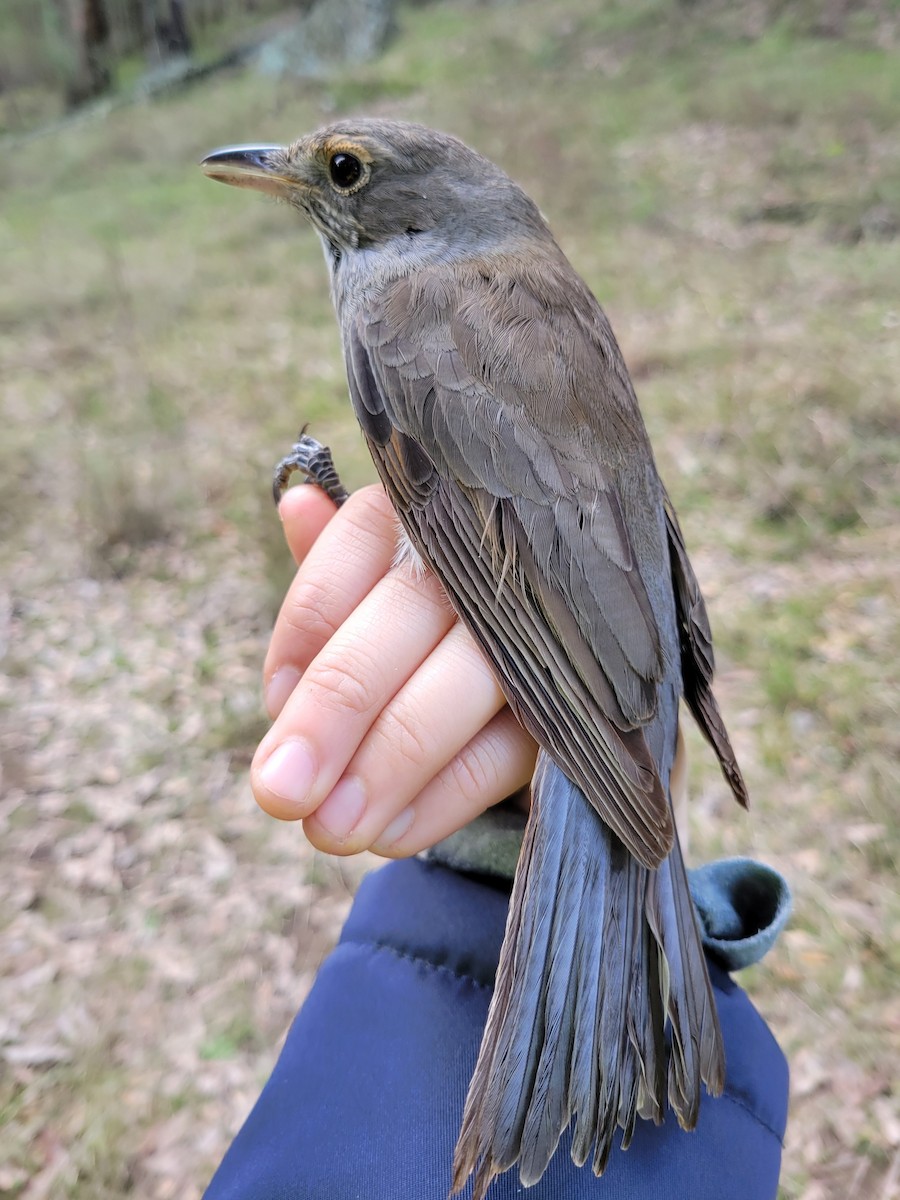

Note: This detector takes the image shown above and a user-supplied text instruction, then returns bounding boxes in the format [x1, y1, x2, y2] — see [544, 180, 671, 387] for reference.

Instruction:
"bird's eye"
[329, 152, 363, 191]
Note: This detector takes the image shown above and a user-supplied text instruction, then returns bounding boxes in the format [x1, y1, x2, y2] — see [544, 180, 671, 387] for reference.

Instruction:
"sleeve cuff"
[687, 857, 793, 971]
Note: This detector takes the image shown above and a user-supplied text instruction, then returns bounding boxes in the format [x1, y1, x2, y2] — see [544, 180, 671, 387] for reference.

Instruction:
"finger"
[366, 709, 537, 858]
[278, 483, 339, 566]
[263, 485, 399, 718]
[301, 620, 507, 853]
[252, 564, 456, 821]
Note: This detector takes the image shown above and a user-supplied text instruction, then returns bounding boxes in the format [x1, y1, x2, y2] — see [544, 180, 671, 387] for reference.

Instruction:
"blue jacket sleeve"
[204, 857, 788, 1200]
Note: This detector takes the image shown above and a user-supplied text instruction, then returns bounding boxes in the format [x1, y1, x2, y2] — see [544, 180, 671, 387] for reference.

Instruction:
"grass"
[1, 1, 898, 1197]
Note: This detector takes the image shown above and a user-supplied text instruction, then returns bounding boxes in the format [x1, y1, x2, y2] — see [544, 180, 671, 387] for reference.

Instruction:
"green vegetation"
[1, 2, 897, 1197]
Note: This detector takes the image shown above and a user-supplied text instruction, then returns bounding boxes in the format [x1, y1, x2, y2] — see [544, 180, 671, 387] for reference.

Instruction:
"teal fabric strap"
[425, 810, 791, 971]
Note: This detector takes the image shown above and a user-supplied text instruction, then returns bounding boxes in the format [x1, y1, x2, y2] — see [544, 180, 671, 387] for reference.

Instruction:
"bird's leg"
[272, 426, 350, 507]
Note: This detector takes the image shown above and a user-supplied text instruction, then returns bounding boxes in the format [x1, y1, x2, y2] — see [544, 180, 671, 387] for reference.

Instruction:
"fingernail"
[316, 777, 366, 841]
[258, 739, 316, 806]
[371, 807, 414, 854]
[265, 666, 302, 717]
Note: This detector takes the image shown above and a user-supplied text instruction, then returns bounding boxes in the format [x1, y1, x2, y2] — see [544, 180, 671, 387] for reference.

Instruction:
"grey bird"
[201, 120, 749, 1198]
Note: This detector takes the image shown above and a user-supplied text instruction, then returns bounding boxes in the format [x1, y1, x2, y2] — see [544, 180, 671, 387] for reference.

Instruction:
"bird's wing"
[664, 491, 749, 808]
[344, 260, 676, 868]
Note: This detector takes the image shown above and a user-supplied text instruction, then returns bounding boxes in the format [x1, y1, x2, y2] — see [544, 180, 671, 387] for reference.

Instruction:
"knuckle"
[446, 740, 499, 803]
[303, 646, 380, 717]
[375, 704, 434, 771]
[281, 577, 341, 646]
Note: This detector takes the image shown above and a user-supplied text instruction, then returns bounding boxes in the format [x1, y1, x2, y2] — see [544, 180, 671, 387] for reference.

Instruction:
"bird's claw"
[272, 427, 350, 507]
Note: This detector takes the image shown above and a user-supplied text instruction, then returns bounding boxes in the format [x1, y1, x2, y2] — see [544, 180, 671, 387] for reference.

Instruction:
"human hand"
[251, 483, 537, 857]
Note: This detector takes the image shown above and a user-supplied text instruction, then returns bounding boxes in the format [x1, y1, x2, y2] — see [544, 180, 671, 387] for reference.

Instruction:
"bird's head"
[200, 118, 548, 264]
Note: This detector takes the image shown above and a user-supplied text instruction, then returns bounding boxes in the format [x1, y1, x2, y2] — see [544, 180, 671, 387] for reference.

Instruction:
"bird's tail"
[451, 751, 724, 1199]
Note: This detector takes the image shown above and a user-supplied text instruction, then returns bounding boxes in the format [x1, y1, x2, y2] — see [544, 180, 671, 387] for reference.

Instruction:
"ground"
[0, 1, 898, 1196]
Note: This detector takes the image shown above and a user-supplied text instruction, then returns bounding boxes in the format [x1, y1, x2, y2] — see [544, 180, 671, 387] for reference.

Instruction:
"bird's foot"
[272, 427, 350, 507]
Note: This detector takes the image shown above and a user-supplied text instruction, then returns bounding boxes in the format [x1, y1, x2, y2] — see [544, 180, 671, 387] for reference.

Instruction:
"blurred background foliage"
[1, 0, 291, 115]
[0, 1, 898, 1198]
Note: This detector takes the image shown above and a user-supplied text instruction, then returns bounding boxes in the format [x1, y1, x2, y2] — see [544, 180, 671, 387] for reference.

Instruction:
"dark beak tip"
[199, 143, 284, 173]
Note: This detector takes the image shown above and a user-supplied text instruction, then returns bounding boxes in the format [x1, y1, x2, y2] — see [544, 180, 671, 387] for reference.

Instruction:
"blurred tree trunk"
[124, 0, 156, 51]
[156, 0, 192, 56]
[133, 0, 193, 62]
[60, 0, 113, 107]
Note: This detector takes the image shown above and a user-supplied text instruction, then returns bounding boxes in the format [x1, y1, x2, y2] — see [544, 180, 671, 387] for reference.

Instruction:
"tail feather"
[452, 768, 566, 1191]
[592, 838, 641, 1173]
[651, 846, 725, 1114]
[628, 907, 668, 1132]
[567, 845, 604, 1167]
[452, 753, 724, 1199]
[517, 823, 583, 1184]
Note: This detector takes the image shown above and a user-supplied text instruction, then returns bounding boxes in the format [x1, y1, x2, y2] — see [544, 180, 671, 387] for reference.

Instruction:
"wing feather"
[344, 263, 679, 866]
[664, 492, 749, 808]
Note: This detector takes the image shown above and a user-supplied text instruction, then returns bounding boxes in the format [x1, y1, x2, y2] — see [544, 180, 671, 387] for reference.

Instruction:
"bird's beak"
[200, 144, 293, 200]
